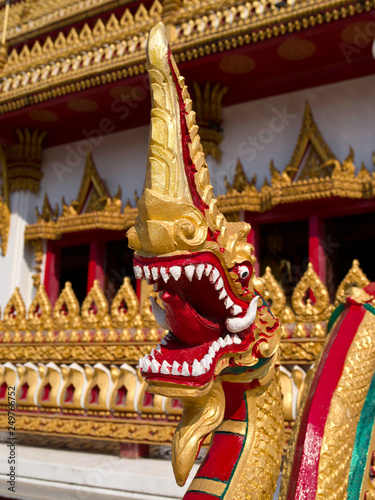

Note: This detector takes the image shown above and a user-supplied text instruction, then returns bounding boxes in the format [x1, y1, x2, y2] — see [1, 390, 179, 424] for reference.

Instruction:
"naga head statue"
[128, 22, 282, 488]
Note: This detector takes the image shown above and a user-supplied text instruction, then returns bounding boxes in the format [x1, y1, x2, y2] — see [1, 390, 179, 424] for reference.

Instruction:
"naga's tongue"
[162, 291, 222, 345]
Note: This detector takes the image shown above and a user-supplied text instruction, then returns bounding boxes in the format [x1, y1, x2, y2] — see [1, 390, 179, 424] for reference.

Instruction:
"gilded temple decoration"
[81, 279, 112, 330]
[335, 258, 370, 305]
[111, 277, 141, 328]
[27, 284, 53, 331]
[3, 287, 27, 331]
[25, 151, 137, 245]
[53, 281, 82, 330]
[291, 262, 332, 322]
[192, 82, 227, 161]
[0, 144, 10, 256]
[219, 102, 375, 216]
[4, 129, 46, 194]
[0, 1, 370, 113]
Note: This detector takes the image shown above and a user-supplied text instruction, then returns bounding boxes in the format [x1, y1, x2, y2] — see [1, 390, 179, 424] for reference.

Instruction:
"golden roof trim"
[0, 0, 371, 113]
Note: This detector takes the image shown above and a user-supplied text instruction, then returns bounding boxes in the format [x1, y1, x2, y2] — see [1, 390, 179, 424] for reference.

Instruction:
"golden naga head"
[128, 22, 281, 395]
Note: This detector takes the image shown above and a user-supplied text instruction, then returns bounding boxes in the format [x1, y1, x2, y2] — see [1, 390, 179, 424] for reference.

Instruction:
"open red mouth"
[134, 252, 262, 387]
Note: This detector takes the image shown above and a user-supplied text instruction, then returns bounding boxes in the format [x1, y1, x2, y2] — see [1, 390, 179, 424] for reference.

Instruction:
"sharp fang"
[204, 354, 212, 366]
[218, 337, 226, 348]
[161, 360, 171, 374]
[172, 361, 181, 375]
[156, 344, 161, 351]
[170, 266, 182, 281]
[219, 289, 227, 300]
[151, 267, 159, 281]
[209, 346, 215, 358]
[151, 359, 161, 373]
[196, 264, 205, 280]
[181, 361, 190, 376]
[144, 266, 151, 280]
[201, 358, 210, 371]
[224, 297, 234, 309]
[150, 348, 156, 358]
[192, 359, 204, 376]
[134, 266, 143, 279]
[224, 334, 233, 346]
[210, 268, 220, 284]
[161, 336, 168, 345]
[160, 267, 169, 282]
[185, 265, 195, 281]
[231, 305, 242, 316]
[149, 296, 168, 330]
[226, 296, 260, 334]
[205, 264, 213, 276]
[212, 341, 220, 352]
[143, 357, 151, 372]
[233, 334, 242, 344]
[215, 277, 224, 291]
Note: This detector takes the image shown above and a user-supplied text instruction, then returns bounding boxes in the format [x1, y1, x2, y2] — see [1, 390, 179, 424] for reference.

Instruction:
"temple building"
[0, 0, 374, 499]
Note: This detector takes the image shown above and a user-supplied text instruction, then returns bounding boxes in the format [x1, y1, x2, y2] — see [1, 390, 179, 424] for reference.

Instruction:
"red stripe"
[196, 433, 244, 482]
[184, 491, 220, 500]
[286, 304, 366, 499]
[222, 382, 248, 421]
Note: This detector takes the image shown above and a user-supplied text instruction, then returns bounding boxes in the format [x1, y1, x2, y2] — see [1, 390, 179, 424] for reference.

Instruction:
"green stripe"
[347, 368, 375, 499]
[365, 303, 375, 315]
[327, 303, 345, 333]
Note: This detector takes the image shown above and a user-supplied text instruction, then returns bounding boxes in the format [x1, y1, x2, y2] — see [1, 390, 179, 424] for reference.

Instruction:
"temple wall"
[2, 73, 374, 310]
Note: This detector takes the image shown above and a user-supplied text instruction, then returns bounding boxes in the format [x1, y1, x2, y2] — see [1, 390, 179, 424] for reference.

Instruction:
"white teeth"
[231, 305, 242, 316]
[209, 268, 220, 284]
[205, 264, 213, 276]
[219, 289, 227, 300]
[192, 359, 205, 376]
[149, 296, 168, 330]
[224, 334, 233, 346]
[224, 297, 234, 309]
[160, 267, 169, 283]
[185, 265, 195, 281]
[204, 354, 212, 365]
[201, 357, 210, 371]
[144, 266, 151, 280]
[170, 266, 182, 281]
[226, 296, 260, 334]
[233, 334, 242, 344]
[161, 360, 171, 374]
[172, 361, 181, 376]
[218, 337, 226, 348]
[151, 359, 161, 373]
[212, 341, 220, 352]
[139, 357, 144, 370]
[151, 267, 159, 281]
[143, 357, 151, 372]
[134, 266, 143, 279]
[150, 348, 156, 358]
[181, 361, 190, 376]
[196, 264, 205, 280]
[215, 278, 224, 291]
[209, 346, 215, 358]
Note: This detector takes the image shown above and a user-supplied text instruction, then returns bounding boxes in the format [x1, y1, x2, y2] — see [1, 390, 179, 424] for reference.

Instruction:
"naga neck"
[182, 373, 284, 500]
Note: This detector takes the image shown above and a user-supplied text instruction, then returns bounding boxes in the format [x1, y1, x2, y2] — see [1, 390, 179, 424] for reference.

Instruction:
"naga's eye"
[238, 266, 250, 280]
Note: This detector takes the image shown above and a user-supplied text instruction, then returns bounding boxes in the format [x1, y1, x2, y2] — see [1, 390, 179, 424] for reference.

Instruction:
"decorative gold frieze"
[0, 1, 371, 113]
[27, 284, 53, 331]
[220, 103, 375, 216]
[4, 129, 46, 194]
[192, 82, 227, 161]
[25, 151, 138, 244]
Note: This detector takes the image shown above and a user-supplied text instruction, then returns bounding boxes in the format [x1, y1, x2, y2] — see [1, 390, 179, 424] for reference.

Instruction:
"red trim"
[308, 213, 326, 283]
[87, 240, 106, 292]
[286, 303, 366, 499]
[44, 242, 60, 307]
